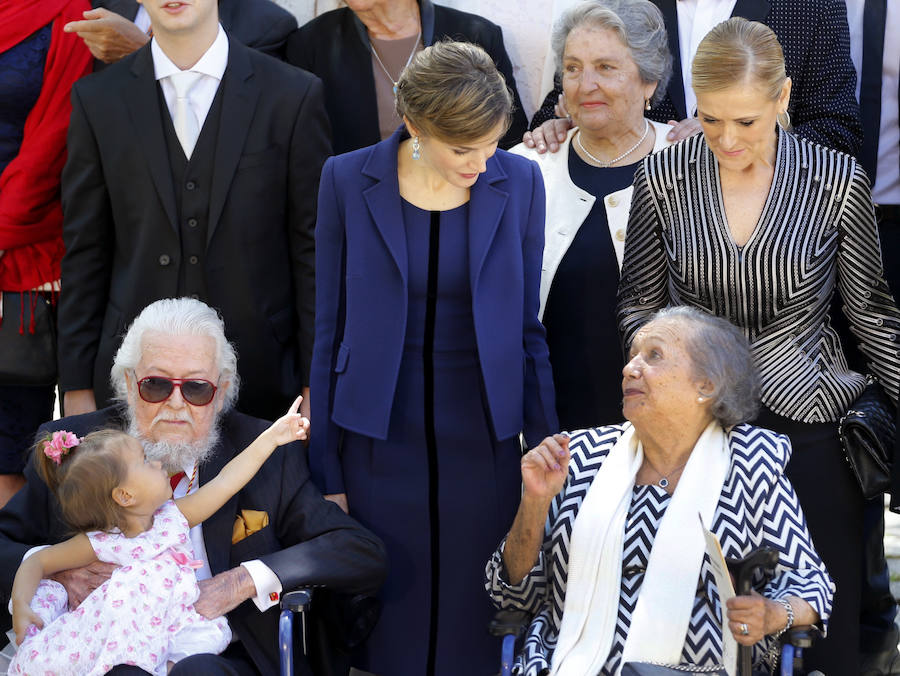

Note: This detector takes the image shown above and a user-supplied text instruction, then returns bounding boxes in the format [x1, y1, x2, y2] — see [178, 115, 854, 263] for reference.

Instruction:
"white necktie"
[169, 70, 202, 159]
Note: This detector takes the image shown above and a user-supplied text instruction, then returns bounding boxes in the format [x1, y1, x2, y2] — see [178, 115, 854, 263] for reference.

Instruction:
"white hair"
[110, 298, 240, 411]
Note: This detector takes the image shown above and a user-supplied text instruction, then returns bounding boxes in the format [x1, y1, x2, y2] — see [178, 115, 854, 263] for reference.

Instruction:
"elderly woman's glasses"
[136, 376, 218, 406]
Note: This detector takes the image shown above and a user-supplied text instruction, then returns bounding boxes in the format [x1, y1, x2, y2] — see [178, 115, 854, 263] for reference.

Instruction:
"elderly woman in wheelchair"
[486, 307, 834, 675]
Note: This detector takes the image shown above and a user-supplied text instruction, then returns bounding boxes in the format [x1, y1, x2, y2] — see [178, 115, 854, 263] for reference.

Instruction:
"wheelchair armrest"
[489, 609, 531, 639]
[281, 588, 314, 614]
[782, 624, 822, 649]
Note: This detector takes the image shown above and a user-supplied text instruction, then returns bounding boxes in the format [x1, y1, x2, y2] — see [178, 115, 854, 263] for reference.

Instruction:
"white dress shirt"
[676, 0, 737, 117]
[171, 462, 283, 614]
[151, 24, 229, 136]
[134, 5, 151, 34]
[846, 0, 900, 204]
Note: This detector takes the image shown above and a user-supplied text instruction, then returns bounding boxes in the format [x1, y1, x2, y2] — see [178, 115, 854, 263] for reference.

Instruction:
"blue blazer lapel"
[468, 157, 508, 294]
[125, 47, 178, 233]
[208, 39, 259, 245]
[361, 130, 408, 285]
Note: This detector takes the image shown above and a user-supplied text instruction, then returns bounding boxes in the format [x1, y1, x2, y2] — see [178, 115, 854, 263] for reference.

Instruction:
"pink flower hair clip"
[42, 430, 81, 465]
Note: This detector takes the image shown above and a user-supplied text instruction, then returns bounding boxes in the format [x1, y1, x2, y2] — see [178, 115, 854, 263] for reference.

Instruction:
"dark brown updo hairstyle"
[395, 40, 513, 144]
[35, 428, 131, 532]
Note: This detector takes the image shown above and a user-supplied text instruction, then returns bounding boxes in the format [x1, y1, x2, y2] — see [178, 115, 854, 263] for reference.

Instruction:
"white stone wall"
[273, 0, 579, 121]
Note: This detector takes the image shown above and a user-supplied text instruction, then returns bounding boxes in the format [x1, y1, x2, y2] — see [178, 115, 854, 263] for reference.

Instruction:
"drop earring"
[412, 136, 421, 160]
[645, 98, 651, 111]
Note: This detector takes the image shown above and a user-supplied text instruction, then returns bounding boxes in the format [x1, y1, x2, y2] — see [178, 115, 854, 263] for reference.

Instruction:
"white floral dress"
[9, 500, 231, 676]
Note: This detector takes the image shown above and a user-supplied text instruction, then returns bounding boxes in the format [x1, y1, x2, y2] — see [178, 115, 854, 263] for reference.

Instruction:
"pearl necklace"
[575, 119, 650, 167]
[370, 28, 422, 95]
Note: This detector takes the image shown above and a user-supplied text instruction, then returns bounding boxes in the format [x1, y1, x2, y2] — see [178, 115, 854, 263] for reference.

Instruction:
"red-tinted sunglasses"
[136, 376, 218, 406]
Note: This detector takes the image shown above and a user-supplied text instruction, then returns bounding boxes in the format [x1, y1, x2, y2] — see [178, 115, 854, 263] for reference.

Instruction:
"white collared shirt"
[134, 5, 151, 34]
[845, 0, 900, 204]
[172, 467, 282, 613]
[151, 24, 229, 134]
[677, 0, 738, 117]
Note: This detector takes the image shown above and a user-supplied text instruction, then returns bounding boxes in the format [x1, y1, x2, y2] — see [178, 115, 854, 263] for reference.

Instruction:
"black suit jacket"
[285, 0, 529, 152]
[58, 38, 331, 420]
[0, 407, 387, 674]
[531, 0, 863, 157]
[95, 0, 298, 59]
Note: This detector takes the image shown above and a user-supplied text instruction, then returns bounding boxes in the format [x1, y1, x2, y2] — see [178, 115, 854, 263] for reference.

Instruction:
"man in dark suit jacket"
[64, 0, 297, 64]
[58, 0, 330, 422]
[0, 298, 386, 675]
[285, 0, 528, 151]
[529, 0, 863, 157]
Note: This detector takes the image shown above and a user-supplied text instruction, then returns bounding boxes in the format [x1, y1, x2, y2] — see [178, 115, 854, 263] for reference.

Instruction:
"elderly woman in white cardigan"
[510, 0, 672, 431]
[486, 307, 833, 676]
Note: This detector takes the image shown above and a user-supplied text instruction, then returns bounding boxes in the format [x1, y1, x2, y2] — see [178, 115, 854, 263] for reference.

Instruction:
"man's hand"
[324, 493, 349, 513]
[63, 8, 150, 64]
[665, 117, 703, 143]
[49, 561, 117, 609]
[195, 566, 257, 619]
[63, 389, 97, 417]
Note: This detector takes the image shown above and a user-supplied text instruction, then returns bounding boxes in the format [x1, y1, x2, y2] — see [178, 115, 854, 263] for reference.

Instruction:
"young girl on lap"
[9, 396, 309, 676]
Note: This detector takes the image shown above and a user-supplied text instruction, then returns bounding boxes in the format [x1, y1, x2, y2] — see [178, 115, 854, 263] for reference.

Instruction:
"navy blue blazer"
[310, 128, 558, 493]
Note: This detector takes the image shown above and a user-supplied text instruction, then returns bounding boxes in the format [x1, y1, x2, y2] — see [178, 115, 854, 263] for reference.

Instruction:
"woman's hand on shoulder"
[521, 434, 571, 502]
[665, 117, 703, 143]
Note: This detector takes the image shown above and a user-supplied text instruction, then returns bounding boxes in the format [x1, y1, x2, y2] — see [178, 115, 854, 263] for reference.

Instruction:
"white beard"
[127, 412, 221, 473]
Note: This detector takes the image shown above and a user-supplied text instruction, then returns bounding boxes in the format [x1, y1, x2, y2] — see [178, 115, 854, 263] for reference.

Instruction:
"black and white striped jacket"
[616, 130, 900, 423]
[485, 424, 833, 676]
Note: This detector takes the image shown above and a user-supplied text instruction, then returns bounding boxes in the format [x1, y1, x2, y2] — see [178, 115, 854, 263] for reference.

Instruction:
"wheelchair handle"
[726, 546, 779, 676]
[488, 609, 530, 638]
[281, 588, 313, 614]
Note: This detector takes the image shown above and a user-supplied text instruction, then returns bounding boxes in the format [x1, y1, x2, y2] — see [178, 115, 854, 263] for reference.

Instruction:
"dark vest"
[157, 81, 225, 300]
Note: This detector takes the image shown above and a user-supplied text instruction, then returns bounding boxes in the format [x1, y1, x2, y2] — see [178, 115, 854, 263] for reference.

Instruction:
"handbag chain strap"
[644, 661, 726, 673]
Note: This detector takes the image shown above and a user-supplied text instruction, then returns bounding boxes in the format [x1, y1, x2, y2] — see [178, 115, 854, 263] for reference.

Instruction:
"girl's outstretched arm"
[12, 534, 97, 644]
[177, 395, 309, 527]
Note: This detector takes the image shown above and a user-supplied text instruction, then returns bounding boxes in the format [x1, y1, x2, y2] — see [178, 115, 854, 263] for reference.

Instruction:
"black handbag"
[0, 291, 57, 387]
[838, 378, 897, 500]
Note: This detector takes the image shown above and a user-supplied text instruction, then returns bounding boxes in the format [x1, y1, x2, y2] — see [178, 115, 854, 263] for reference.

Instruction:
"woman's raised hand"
[521, 434, 571, 502]
[268, 395, 311, 445]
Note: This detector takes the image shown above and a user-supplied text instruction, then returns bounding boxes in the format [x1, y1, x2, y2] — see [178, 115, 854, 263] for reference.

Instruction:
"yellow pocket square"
[232, 509, 269, 544]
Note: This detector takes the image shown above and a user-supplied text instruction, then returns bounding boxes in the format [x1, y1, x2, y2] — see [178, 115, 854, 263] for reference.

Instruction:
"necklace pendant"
[393, 83, 398, 95]
[658, 477, 669, 488]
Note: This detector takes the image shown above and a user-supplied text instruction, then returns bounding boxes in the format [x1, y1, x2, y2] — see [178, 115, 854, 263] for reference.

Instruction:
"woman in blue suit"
[310, 41, 558, 676]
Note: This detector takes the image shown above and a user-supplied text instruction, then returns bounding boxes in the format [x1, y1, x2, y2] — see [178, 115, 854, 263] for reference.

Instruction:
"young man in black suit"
[58, 0, 330, 423]
[65, 0, 298, 63]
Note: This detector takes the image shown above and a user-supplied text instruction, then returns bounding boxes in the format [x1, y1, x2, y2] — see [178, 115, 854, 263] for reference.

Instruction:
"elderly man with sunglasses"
[0, 298, 387, 676]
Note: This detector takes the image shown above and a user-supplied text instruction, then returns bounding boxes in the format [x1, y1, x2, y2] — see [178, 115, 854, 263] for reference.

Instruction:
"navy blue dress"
[542, 152, 637, 431]
[0, 24, 55, 475]
[341, 199, 522, 675]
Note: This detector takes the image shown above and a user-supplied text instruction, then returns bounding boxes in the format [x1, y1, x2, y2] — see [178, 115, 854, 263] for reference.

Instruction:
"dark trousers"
[859, 207, 900, 654]
[754, 407, 862, 675]
[106, 641, 261, 676]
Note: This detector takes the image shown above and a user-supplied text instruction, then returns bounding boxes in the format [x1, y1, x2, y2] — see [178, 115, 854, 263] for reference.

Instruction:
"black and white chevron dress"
[485, 424, 833, 676]
[616, 129, 900, 422]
